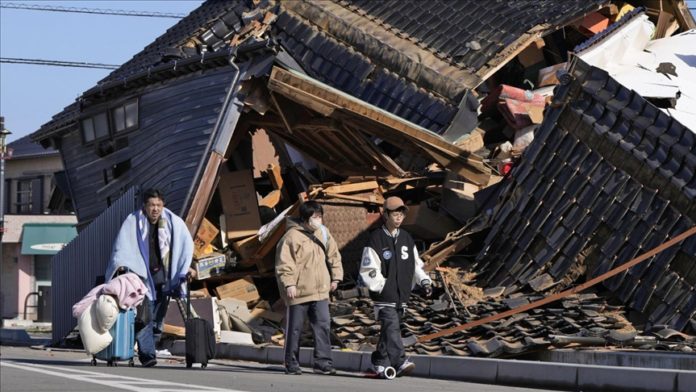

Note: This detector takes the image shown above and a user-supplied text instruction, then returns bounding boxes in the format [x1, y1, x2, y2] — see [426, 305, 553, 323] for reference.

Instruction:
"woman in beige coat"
[276, 200, 343, 375]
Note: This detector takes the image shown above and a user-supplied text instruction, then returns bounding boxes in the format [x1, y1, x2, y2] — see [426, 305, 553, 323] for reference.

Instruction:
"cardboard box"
[163, 297, 221, 336]
[517, 39, 546, 67]
[216, 277, 260, 305]
[195, 252, 229, 280]
[537, 62, 567, 87]
[232, 235, 261, 266]
[218, 168, 261, 240]
[219, 330, 254, 345]
[218, 298, 251, 322]
[193, 218, 220, 259]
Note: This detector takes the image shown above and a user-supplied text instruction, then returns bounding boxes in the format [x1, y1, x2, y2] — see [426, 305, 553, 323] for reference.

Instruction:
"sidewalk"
[168, 341, 696, 392]
[2, 325, 693, 392]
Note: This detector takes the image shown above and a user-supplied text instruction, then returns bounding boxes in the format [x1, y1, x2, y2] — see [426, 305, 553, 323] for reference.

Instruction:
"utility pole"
[0, 116, 12, 266]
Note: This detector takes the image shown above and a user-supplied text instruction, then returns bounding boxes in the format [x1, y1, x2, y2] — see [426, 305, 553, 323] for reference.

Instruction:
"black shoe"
[142, 358, 157, 368]
[285, 367, 302, 375]
[313, 367, 337, 375]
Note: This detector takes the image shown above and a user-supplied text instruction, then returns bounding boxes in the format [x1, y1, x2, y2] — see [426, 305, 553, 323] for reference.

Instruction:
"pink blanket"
[72, 273, 148, 318]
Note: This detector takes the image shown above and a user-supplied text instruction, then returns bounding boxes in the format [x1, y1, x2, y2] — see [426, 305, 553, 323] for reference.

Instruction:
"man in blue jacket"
[359, 196, 432, 378]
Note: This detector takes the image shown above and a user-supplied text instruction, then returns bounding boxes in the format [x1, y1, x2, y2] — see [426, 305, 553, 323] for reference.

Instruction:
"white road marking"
[0, 360, 243, 392]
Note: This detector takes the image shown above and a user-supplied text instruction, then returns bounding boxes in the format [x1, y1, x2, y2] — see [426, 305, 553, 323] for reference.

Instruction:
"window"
[15, 179, 32, 213]
[111, 99, 138, 133]
[94, 112, 109, 139]
[81, 118, 95, 142]
[81, 112, 109, 142]
[81, 98, 139, 144]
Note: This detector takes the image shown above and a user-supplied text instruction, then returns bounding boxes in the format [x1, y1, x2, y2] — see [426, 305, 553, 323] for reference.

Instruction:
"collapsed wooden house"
[30, 0, 696, 348]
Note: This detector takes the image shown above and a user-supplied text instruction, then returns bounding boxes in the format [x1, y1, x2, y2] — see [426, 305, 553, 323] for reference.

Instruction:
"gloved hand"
[422, 282, 433, 298]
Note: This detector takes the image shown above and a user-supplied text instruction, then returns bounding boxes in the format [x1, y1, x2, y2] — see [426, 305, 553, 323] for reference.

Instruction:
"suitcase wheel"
[91, 358, 97, 366]
[129, 359, 135, 367]
[186, 361, 193, 368]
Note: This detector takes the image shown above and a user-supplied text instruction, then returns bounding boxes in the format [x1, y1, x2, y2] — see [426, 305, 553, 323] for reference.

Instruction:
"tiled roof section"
[7, 134, 58, 158]
[33, 1, 249, 141]
[574, 6, 646, 53]
[476, 59, 696, 332]
[274, 10, 457, 133]
[98, 1, 244, 84]
[335, 0, 607, 70]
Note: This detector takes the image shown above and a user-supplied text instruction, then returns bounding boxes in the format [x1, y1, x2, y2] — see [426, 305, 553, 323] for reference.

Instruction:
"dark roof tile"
[338, 0, 607, 69]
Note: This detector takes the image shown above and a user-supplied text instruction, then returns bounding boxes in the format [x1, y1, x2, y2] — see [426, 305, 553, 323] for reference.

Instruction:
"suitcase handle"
[176, 276, 199, 320]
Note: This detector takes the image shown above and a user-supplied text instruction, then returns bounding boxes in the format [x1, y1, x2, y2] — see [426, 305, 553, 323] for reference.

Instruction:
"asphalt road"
[0, 346, 560, 392]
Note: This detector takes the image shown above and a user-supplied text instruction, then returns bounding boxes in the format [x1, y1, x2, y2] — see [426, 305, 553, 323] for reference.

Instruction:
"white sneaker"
[396, 360, 415, 377]
[156, 349, 172, 357]
[372, 365, 386, 375]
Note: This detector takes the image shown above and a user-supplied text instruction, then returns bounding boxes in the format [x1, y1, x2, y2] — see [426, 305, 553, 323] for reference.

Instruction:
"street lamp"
[0, 116, 11, 254]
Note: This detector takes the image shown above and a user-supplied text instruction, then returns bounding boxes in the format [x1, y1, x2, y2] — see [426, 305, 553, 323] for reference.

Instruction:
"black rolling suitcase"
[176, 281, 216, 369]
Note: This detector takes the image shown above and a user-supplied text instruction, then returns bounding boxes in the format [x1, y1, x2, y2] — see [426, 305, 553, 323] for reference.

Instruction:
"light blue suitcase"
[92, 308, 136, 367]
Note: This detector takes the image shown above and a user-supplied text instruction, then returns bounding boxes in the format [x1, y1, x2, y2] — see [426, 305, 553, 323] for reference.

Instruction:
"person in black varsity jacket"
[359, 196, 432, 378]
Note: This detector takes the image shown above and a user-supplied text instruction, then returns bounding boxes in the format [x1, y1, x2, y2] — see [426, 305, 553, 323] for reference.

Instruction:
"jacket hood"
[285, 217, 302, 231]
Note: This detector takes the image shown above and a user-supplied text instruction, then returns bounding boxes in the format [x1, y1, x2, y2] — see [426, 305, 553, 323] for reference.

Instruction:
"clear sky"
[1, 1, 695, 143]
[0, 0, 204, 143]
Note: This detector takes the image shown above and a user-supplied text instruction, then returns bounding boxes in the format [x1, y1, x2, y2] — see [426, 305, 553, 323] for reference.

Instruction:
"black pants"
[371, 306, 405, 369]
[284, 300, 333, 370]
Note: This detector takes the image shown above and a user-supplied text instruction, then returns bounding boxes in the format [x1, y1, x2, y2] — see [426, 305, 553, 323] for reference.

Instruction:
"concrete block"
[578, 365, 677, 392]
[230, 344, 267, 363]
[497, 360, 577, 390]
[677, 371, 696, 392]
[332, 350, 364, 372]
[169, 340, 185, 356]
[538, 348, 696, 370]
[298, 347, 314, 367]
[0, 328, 32, 345]
[267, 346, 284, 364]
[408, 355, 431, 377]
[428, 356, 497, 383]
[358, 352, 373, 372]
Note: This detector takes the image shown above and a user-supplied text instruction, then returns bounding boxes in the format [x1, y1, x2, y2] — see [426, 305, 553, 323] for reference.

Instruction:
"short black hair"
[299, 200, 323, 222]
[143, 188, 165, 204]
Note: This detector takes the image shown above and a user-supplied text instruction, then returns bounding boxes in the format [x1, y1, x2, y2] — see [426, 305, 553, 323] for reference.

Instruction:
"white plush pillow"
[78, 302, 112, 355]
[94, 295, 119, 333]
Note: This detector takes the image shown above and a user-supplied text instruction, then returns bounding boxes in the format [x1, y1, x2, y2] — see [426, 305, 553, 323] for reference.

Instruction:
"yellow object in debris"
[615, 2, 635, 22]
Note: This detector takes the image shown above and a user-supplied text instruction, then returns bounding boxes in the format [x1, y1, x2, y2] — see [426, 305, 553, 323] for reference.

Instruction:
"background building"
[1, 135, 75, 322]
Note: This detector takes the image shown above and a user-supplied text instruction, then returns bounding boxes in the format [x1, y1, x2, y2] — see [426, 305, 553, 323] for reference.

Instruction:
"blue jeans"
[135, 288, 170, 364]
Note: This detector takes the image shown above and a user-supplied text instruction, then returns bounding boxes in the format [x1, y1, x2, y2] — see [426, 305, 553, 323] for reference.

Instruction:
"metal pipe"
[0, 116, 11, 265]
[23, 292, 39, 320]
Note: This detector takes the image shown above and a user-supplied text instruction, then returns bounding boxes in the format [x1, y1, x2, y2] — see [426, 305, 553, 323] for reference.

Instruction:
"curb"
[169, 341, 696, 391]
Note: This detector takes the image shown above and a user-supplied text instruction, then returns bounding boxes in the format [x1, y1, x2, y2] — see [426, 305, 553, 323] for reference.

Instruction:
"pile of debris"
[152, 0, 696, 357]
[31, 0, 694, 356]
[329, 269, 696, 357]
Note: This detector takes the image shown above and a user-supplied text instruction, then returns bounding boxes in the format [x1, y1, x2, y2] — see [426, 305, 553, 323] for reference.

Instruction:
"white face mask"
[308, 216, 322, 231]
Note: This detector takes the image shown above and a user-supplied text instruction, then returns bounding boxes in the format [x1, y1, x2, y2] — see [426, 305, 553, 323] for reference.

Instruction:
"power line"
[1, 57, 119, 70]
[0, 2, 186, 18]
